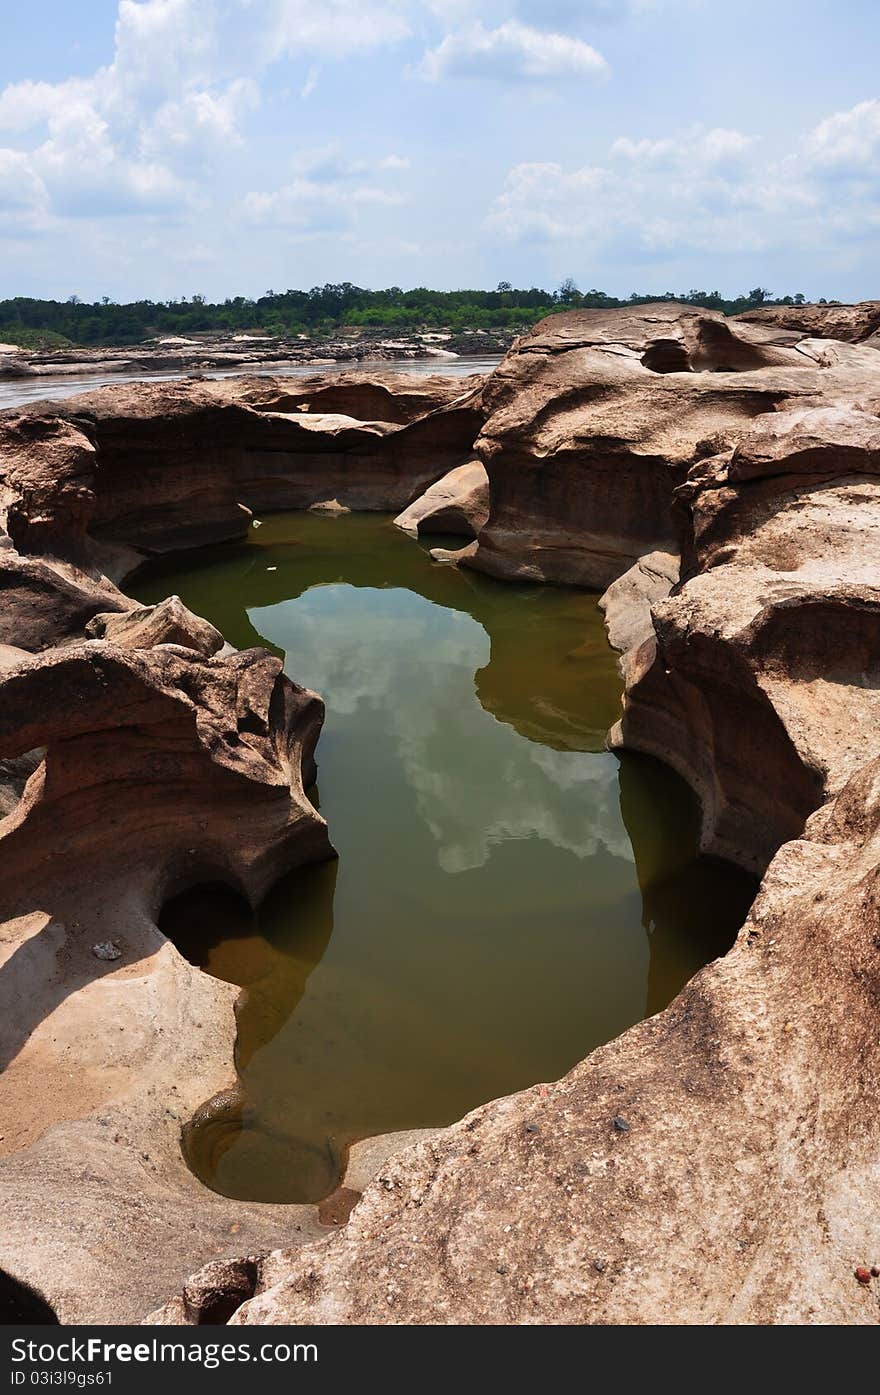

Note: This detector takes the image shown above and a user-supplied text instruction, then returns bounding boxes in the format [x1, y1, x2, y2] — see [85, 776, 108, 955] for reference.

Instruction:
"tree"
[747, 287, 772, 306]
[496, 281, 512, 293]
[557, 276, 580, 304]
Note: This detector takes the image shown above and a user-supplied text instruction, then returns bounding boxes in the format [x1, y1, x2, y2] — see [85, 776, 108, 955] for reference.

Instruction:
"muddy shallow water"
[134, 514, 757, 1203]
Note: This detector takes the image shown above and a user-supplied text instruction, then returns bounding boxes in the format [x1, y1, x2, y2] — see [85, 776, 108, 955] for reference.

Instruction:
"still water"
[134, 514, 756, 1203]
[0, 356, 499, 411]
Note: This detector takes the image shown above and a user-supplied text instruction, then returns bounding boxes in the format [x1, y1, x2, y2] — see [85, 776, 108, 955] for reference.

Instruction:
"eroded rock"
[466, 304, 880, 588]
[86, 595, 225, 657]
[5, 325, 880, 1326]
[153, 307, 880, 1328]
[393, 459, 489, 538]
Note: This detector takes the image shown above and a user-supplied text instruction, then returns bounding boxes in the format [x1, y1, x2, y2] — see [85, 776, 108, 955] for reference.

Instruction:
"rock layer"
[466, 303, 880, 588]
[148, 307, 880, 1328]
[0, 371, 487, 1319]
[4, 327, 880, 1324]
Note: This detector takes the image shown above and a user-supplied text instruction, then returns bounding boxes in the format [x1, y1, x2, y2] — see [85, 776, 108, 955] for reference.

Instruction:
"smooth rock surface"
[393, 459, 489, 538]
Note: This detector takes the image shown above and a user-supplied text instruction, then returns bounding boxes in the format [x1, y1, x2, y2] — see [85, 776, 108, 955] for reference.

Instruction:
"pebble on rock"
[613, 1115, 631, 1133]
[92, 941, 122, 961]
[855, 1267, 872, 1284]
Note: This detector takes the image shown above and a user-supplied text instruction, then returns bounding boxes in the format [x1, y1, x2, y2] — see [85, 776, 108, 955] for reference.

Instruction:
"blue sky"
[0, 0, 878, 302]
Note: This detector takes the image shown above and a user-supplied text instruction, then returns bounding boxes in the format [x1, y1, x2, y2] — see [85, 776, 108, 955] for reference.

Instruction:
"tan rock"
[735, 300, 880, 343]
[4, 323, 880, 1326]
[86, 595, 225, 656]
[466, 305, 880, 588]
[393, 459, 488, 538]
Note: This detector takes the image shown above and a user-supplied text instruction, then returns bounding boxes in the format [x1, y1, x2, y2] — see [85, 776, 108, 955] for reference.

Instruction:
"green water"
[134, 513, 757, 1203]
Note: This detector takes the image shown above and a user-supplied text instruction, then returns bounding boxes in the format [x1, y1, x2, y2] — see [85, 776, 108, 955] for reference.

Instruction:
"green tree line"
[0, 282, 827, 349]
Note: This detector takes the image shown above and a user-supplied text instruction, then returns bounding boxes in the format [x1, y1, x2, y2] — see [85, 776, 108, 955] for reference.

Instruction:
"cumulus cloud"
[140, 79, 260, 162]
[243, 179, 405, 231]
[803, 98, 880, 175]
[0, 148, 48, 217]
[0, 0, 416, 226]
[262, 0, 412, 58]
[418, 20, 608, 81]
[243, 156, 408, 232]
[610, 126, 757, 169]
[241, 140, 410, 231]
[485, 104, 880, 259]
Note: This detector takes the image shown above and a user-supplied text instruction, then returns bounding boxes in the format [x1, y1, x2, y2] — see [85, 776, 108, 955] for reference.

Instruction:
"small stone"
[855, 1267, 872, 1284]
[92, 941, 122, 961]
[524, 1123, 540, 1135]
[613, 1115, 631, 1133]
[496, 1264, 508, 1276]
[872, 1266, 880, 1279]
[593, 1259, 607, 1273]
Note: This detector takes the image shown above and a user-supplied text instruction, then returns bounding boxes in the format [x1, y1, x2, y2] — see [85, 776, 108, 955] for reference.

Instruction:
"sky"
[0, 0, 878, 303]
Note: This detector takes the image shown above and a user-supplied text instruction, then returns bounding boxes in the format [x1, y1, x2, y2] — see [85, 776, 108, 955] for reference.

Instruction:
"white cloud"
[804, 98, 880, 175]
[419, 20, 608, 81]
[241, 139, 412, 234]
[485, 103, 880, 260]
[300, 67, 319, 99]
[260, 0, 413, 59]
[0, 0, 417, 226]
[0, 149, 48, 217]
[243, 177, 406, 232]
[0, 79, 94, 132]
[611, 126, 756, 170]
[140, 79, 260, 161]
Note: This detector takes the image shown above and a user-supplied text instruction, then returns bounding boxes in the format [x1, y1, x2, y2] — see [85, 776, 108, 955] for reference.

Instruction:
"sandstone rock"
[0, 412, 98, 562]
[466, 305, 880, 588]
[235, 372, 483, 424]
[393, 459, 489, 538]
[152, 309, 880, 1328]
[86, 596, 225, 657]
[5, 317, 880, 1326]
[598, 550, 679, 676]
[0, 633, 335, 1319]
[0, 554, 129, 652]
[91, 942, 122, 961]
[3, 376, 484, 547]
[429, 541, 478, 565]
[735, 301, 880, 344]
[182, 1257, 260, 1324]
[0, 356, 34, 379]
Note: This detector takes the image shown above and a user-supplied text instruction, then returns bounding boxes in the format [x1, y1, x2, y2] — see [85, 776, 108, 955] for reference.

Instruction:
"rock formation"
[159, 305, 880, 1327]
[465, 302, 880, 589]
[3, 308, 880, 1324]
[0, 331, 505, 384]
[393, 459, 489, 538]
[0, 367, 492, 1320]
[735, 299, 880, 344]
[6, 376, 484, 549]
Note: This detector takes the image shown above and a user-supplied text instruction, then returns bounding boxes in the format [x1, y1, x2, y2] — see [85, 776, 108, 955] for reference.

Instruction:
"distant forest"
[0, 281, 828, 349]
